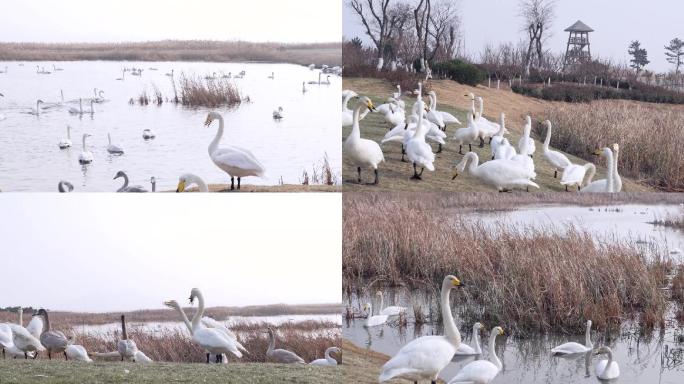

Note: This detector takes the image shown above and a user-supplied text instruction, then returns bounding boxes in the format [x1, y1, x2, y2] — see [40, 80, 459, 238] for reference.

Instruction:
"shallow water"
[457, 204, 684, 256]
[0, 61, 341, 191]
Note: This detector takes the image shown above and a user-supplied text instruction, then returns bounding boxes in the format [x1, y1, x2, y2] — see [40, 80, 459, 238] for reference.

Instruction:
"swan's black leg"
[479, 137, 485, 148]
[64, 351, 68, 360]
[578, 185, 581, 191]
[565, 185, 568, 192]
[436, 143, 443, 153]
[230, 177, 235, 190]
[419, 167, 425, 176]
[468, 143, 472, 152]
[48, 351, 52, 360]
[206, 353, 210, 364]
[410, 163, 422, 180]
[216, 354, 221, 363]
[24, 352, 28, 360]
[2, 348, 4, 359]
[489, 137, 493, 144]
[357, 167, 362, 183]
[237, 177, 241, 190]
[372, 169, 379, 185]
[401, 145, 406, 162]
[32, 352, 37, 360]
[459, 145, 464, 155]
[553, 170, 557, 178]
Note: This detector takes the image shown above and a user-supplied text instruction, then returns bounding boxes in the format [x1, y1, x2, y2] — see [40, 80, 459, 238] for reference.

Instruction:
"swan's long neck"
[325, 347, 336, 363]
[79, 99, 83, 113]
[67, 126, 71, 140]
[488, 329, 502, 371]
[414, 102, 427, 139]
[365, 304, 374, 327]
[18, 307, 23, 326]
[441, 281, 460, 345]
[478, 98, 484, 116]
[496, 115, 505, 137]
[121, 173, 129, 189]
[543, 123, 552, 151]
[82, 135, 87, 151]
[585, 322, 593, 349]
[613, 148, 621, 191]
[342, 93, 354, 111]
[378, 292, 384, 310]
[605, 150, 615, 192]
[121, 316, 128, 340]
[108, 133, 112, 145]
[267, 330, 275, 354]
[193, 175, 209, 192]
[36, 101, 40, 115]
[473, 325, 482, 354]
[350, 104, 364, 141]
[465, 153, 480, 175]
[470, 98, 475, 115]
[209, 115, 224, 155]
[192, 290, 206, 330]
[171, 304, 193, 333]
[584, 163, 597, 186]
[42, 312, 51, 332]
[429, 93, 437, 110]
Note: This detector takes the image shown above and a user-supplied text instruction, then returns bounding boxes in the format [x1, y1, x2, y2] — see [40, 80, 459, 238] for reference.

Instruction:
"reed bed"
[301, 153, 338, 186]
[178, 74, 241, 108]
[0, 41, 342, 66]
[543, 102, 684, 192]
[343, 197, 674, 333]
[650, 211, 684, 230]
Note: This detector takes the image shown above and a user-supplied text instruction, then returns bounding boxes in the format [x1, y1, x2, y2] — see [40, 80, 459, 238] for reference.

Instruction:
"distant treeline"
[0, 40, 342, 66]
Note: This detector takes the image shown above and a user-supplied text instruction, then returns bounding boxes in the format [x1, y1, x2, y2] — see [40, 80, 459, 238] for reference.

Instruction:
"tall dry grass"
[344, 196, 674, 333]
[0, 41, 342, 66]
[178, 74, 241, 107]
[543, 102, 684, 191]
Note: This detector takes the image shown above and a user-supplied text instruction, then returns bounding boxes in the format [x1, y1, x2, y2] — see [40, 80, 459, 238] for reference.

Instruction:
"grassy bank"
[0, 41, 341, 66]
[0, 359, 342, 384]
[342, 78, 655, 193]
[343, 196, 674, 333]
[341, 340, 413, 384]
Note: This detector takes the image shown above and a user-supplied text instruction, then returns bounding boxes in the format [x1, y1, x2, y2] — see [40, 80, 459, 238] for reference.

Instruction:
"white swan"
[561, 163, 596, 191]
[28, 100, 44, 116]
[272, 106, 284, 120]
[107, 133, 124, 155]
[68, 99, 84, 115]
[4, 308, 44, 359]
[379, 275, 464, 383]
[114, 171, 148, 193]
[65, 345, 92, 362]
[362, 303, 388, 327]
[142, 129, 156, 140]
[0, 93, 6, 121]
[376, 291, 407, 316]
[453, 152, 539, 192]
[344, 97, 384, 184]
[176, 173, 209, 192]
[204, 112, 266, 190]
[447, 327, 505, 384]
[189, 288, 242, 363]
[454, 323, 484, 355]
[581, 148, 615, 193]
[200, 317, 248, 354]
[406, 98, 436, 180]
[594, 346, 620, 380]
[265, 327, 305, 363]
[542, 120, 571, 178]
[379, 99, 405, 126]
[551, 320, 593, 355]
[1, 321, 36, 359]
[453, 113, 480, 155]
[58, 126, 73, 149]
[612, 144, 622, 192]
[309, 346, 340, 366]
[341, 90, 360, 127]
[26, 315, 43, 339]
[517, 116, 536, 157]
[36, 308, 72, 360]
[78, 134, 93, 164]
[58, 181, 74, 192]
[489, 113, 507, 159]
[428, 91, 461, 125]
[471, 96, 500, 146]
[494, 138, 517, 160]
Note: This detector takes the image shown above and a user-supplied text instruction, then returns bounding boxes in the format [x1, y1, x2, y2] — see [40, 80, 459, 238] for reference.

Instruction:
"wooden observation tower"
[563, 20, 593, 71]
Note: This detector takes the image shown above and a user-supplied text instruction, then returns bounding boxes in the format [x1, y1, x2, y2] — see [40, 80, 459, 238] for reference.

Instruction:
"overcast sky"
[343, 0, 682, 72]
[0, 194, 341, 312]
[0, 0, 341, 44]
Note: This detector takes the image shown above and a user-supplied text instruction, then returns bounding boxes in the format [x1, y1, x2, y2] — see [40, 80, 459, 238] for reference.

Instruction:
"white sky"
[343, 0, 683, 72]
[0, 0, 341, 43]
[0, 194, 341, 312]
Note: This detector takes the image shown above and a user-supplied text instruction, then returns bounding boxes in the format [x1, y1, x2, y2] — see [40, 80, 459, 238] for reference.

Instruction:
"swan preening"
[204, 111, 266, 190]
[379, 275, 464, 383]
[176, 173, 209, 192]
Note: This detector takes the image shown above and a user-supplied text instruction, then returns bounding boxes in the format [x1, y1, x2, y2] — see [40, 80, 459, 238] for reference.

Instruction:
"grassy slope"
[342, 78, 654, 193]
[0, 360, 342, 384]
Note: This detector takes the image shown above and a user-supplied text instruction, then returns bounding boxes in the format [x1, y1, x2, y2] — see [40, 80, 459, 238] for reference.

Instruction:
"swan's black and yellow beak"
[592, 149, 602, 156]
[498, 328, 505, 336]
[367, 101, 377, 112]
[452, 171, 459, 180]
[176, 181, 186, 193]
[204, 118, 212, 127]
[452, 277, 462, 286]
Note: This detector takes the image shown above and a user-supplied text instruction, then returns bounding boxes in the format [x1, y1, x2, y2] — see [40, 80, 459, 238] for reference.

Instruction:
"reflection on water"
[0, 61, 341, 191]
[345, 205, 684, 383]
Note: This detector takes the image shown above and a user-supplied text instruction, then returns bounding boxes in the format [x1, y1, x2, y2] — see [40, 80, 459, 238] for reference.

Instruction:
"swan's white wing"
[212, 147, 266, 177]
[0, 324, 13, 348]
[448, 360, 500, 384]
[379, 306, 407, 316]
[581, 179, 608, 193]
[193, 328, 242, 358]
[65, 345, 92, 362]
[440, 111, 461, 124]
[551, 342, 589, 355]
[545, 150, 572, 169]
[380, 336, 456, 382]
[560, 164, 585, 185]
[271, 348, 305, 364]
[9, 324, 45, 351]
[453, 343, 476, 355]
[26, 317, 43, 339]
[309, 358, 335, 366]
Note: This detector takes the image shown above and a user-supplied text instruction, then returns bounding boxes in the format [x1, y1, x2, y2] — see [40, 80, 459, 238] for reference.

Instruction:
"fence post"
[488, 77, 491, 88]
[497, 79, 500, 90]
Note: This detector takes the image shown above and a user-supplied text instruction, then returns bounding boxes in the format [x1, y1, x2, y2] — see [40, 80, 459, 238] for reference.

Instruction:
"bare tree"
[413, 0, 432, 71]
[428, 0, 461, 62]
[519, 0, 556, 75]
[348, 0, 405, 68]
[665, 38, 684, 75]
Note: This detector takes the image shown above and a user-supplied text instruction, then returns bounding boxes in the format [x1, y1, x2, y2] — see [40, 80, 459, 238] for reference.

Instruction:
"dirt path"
[342, 78, 655, 193]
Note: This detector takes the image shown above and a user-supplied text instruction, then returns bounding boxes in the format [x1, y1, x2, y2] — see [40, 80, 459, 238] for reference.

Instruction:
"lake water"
[344, 204, 684, 383]
[0, 61, 341, 191]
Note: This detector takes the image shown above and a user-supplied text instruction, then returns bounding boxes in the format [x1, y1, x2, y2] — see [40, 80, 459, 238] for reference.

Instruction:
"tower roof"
[565, 20, 594, 32]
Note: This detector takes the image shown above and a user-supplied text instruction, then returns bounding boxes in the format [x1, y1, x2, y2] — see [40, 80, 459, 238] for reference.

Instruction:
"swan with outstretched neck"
[204, 112, 265, 191]
[107, 133, 124, 155]
[406, 97, 435, 180]
[542, 120, 571, 178]
[379, 275, 464, 383]
[581, 148, 615, 193]
[58, 126, 72, 149]
[447, 326, 505, 384]
[188, 288, 242, 363]
[36, 308, 71, 360]
[454, 322, 484, 355]
[78, 134, 93, 164]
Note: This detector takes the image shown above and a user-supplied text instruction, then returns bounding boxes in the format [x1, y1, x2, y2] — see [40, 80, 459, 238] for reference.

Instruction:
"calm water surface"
[0, 61, 341, 191]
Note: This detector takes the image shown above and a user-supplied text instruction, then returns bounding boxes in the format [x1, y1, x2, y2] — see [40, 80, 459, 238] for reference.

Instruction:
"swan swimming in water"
[362, 303, 388, 327]
[78, 134, 93, 164]
[447, 326, 505, 384]
[273, 107, 284, 120]
[68, 99, 84, 115]
[27, 100, 44, 116]
[309, 347, 340, 366]
[551, 320, 593, 355]
[142, 129, 156, 140]
[204, 112, 266, 191]
[176, 173, 209, 192]
[266, 327, 305, 364]
[114, 171, 148, 192]
[594, 346, 620, 380]
[379, 276, 464, 383]
[453, 322, 484, 355]
[106, 133, 124, 155]
[58, 126, 73, 149]
[375, 291, 407, 316]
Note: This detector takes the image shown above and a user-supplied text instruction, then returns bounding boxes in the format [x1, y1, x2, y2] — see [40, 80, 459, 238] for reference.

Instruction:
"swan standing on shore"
[406, 98, 435, 180]
[3, 308, 43, 359]
[107, 133, 124, 155]
[36, 309, 71, 360]
[453, 113, 480, 155]
[176, 173, 209, 192]
[379, 276, 464, 383]
[309, 347, 341, 366]
[65, 345, 92, 362]
[188, 288, 242, 363]
[594, 346, 620, 380]
[344, 97, 384, 184]
[453, 152, 539, 192]
[560, 163, 596, 191]
[204, 112, 266, 190]
[58, 126, 73, 149]
[447, 327, 505, 384]
[541, 120, 571, 178]
[518, 116, 536, 157]
[117, 315, 138, 361]
[78, 134, 93, 164]
[454, 323, 484, 355]
[551, 320, 593, 355]
[114, 171, 148, 192]
[266, 327, 305, 364]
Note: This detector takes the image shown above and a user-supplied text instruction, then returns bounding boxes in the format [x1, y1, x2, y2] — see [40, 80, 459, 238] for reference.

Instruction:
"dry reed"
[176, 73, 242, 108]
[543, 102, 684, 191]
[343, 196, 674, 333]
